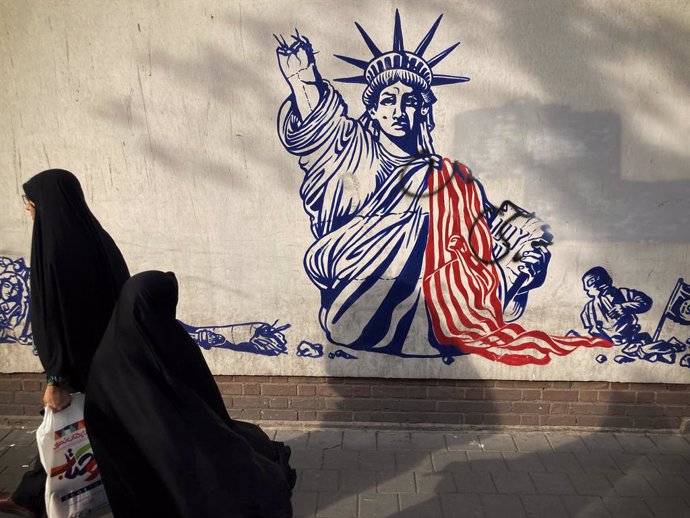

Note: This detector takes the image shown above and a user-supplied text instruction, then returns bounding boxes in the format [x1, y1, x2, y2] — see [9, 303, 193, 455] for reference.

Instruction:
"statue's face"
[369, 81, 427, 139]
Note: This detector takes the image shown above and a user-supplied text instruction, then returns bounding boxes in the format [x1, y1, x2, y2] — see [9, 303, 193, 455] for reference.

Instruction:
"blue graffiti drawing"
[580, 267, 653, 352]
[637, 338, 686, 364]
[0, 257, 32, 346]
[581, 270, 690, 366]
[179, 321, 289, 356]
[653, 278, 690, 339]
[614, 355, 635, 364]
[0, 255, 291, 358]
[275, 11, 608, 364]
[328, 349, 358, 360]
[296, 340, 324, 358]
[680, 353, 690, 368]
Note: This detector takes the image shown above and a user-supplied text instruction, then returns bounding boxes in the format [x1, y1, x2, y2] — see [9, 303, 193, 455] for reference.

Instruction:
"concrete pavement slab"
[453, 471, 496, 494]
[466, 451, 508, 472]
[502, 451, 546, 472]
[299, 469, 339, 492]
[521, 494, 569, 518]
[529, 471, 577, 495]
[444, 433, 483, 451]
[478, 433, 517, 452]
[582, 432, 624, 452]
[439, 493, 484, 518]
[342, 430, 376, 451]
[480, 494, 526, 518]
[358, 493, 398, 518]
[308, 431, 343, 450]
[430, 450, 470, 472]
[316, 492, 357, 518]
[492, 471, 535, 495]
[338, 469, 376, 495]
[648, 433, 690, 454]
[394, 450, 433, 472]
[512, 432, 551, 452]
[375, 471, 416, 494]
[643, 496, 690, 518]
[601, 496, 654, 518]
[415, 471, 457, 493]
[399, 493, 444, 518]
[561, 495, 613, 517]
[545, 432, 589, 452]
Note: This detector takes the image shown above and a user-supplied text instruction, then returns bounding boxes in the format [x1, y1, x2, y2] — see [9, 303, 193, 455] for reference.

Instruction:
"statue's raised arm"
[275, 32, 324, 121]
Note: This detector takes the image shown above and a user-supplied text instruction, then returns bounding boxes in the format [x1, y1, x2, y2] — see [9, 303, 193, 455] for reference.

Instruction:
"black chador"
[8, 169, 129, 517]
[85, 271, 295, 518]
[23, 169, 130, 390]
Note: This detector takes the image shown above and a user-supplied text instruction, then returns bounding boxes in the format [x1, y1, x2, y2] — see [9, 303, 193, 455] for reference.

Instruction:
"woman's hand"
[43, 385, 72, 412]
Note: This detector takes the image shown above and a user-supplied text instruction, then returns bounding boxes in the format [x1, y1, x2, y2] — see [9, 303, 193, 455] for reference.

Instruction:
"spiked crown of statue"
[334, 9, 469, 96]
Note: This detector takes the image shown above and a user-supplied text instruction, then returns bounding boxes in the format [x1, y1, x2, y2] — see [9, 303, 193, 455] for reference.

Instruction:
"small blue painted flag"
[665, 279, 690, 325]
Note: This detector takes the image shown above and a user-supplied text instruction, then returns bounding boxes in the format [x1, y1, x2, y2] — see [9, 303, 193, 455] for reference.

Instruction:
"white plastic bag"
[37, 393, 109, 518]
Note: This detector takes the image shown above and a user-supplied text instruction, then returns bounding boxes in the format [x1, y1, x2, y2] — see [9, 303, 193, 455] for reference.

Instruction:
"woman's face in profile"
[22, 194, 35, 220]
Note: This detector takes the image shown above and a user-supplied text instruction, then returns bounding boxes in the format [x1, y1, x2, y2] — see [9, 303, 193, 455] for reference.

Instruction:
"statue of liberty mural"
[276, 11, 610, 364]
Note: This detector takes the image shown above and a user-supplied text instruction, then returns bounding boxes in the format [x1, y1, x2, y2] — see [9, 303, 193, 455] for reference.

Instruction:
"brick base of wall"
[2, 374, 688, 432]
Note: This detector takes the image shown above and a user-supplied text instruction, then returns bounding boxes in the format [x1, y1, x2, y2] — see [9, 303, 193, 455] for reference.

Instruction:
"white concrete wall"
[1, 0, 689, 382]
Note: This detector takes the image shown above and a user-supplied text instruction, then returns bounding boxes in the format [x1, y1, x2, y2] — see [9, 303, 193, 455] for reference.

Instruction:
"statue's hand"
[505, 242, 551, 292]
[275, 31, 316, 82]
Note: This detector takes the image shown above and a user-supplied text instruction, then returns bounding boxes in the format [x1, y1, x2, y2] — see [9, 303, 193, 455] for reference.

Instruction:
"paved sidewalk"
[0, 427, 688, 517]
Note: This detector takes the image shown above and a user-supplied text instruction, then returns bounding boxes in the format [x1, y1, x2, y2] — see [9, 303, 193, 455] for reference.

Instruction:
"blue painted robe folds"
[278, 83, 530, 357]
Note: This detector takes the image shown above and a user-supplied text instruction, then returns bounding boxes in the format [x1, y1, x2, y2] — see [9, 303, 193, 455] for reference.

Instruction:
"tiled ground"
[0, 427, 688, 517]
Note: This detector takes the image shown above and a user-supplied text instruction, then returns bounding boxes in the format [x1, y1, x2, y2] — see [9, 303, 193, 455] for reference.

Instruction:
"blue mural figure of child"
[580, 266, 653, 354]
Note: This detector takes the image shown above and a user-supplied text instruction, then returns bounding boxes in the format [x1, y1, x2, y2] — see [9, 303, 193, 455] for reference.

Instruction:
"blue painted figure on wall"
[179, 321, 290, 356]
[578, 270, 690, 367]
[0, 257, 32, 346]
[0, 252, 291, 358]
[580, 266, 653, 353]
[275, 11, 610, 364]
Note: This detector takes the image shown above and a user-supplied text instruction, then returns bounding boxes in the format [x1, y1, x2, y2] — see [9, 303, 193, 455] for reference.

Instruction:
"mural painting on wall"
[3, 12, 689, 373]
[178, 321, 290, 357]
[0, 257, 32, 348]
[569, 268, 690, 368]
[271, 10, 689, 369]
[3, 252, 688, 369]
[274, 10, 616, 367]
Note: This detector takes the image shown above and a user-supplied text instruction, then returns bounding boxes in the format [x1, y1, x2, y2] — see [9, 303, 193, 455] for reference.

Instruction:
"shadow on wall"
[88, 1, 690, 234]
[435, 0, 690, 183]
[91, 9, 298, 193]
[453, 100, 690, 243]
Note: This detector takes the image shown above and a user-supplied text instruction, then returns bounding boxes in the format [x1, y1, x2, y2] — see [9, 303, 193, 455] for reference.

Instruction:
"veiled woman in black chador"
[85, 271, 295, 518]
[24, 169, 130, 398]
[0, 169, 130, 518]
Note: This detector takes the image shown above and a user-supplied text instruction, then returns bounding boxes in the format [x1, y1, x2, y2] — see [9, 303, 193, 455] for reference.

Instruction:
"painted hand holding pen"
[179, 320, 290, 356]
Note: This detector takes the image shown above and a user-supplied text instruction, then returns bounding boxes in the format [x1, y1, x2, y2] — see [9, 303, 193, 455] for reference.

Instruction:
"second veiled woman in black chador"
[85, 271, 295, 518]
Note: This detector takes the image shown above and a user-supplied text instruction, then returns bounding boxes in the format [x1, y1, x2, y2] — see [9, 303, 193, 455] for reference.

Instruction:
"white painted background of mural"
[0, 0, 688, 382]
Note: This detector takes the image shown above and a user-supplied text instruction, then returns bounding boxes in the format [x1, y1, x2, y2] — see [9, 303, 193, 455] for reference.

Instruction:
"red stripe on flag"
[423, 160, 611, 365]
